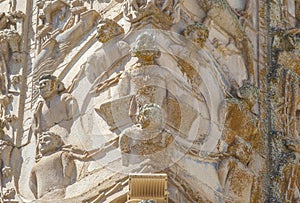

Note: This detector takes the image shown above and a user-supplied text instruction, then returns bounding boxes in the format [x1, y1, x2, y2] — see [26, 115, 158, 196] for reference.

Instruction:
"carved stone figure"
[96, 18, 124, 43]
[218, 137, 256, 202]
[33, 74, 78, 137]
[130, 32, 160, 65]
[119, 103, 173, 167]
[123, 0, 180, 29]
[0, 30, 22, 94]
[183, 23, 209, 48]
[217, 82, 262, 201]
[5, 0, 300, 202]
[36, 0, 69, 39]
[0, 94, 12, 118]
[118, 32, 167, 124]
[0, 11, 24, 31]
[0, 117, 15, 201]
[220, 82, 259, 150]
[0, 34, 10, 95]
[29, 131, 76, 200]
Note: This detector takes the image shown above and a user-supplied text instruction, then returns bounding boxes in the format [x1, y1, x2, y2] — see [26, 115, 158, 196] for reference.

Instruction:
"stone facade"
[0, 0, 299, 202]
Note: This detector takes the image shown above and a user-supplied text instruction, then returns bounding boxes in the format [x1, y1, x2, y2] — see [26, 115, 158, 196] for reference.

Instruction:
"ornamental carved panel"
[0, 0, 299, 202]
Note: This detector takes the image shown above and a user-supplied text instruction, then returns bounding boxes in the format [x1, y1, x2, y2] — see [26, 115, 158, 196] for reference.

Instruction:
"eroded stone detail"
[1, 0, 297, 202]
[0, 11, 24, 31]
[119, 103, 173, 168]
[29, 131, 76, 200]
[183, 23, 209, 48]
[130, 32, 160, 65]
[123, 0, 180, 29]
[0, 116, 15, 201]
[36, 0, 69, 36]
[96, 18, 124, 43]
[33, 74, 78, 140]
[0, 30, 22, 94]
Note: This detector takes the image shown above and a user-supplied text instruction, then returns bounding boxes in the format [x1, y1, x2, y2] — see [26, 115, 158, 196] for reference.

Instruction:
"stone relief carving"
[0, 7, 23, 202]
[0, 116, 15, 202]
[220, 82, 260, 150]
[214, 82, 263, 202]
[0, 30, 22, 94]
[96, 18, 124, 43]
[267, 26, 300, 202]
[33, 74, 78, 141]
[183, 22, 209, 48]
[0, 11, 24, 31]
[29, 131, 76, 200]
[123, 0, 180, 29]
[119, 103, 173, 168]
[2, 0, 297, 202]
[36, 0, 69, 37]
[218, 137, 256, 202]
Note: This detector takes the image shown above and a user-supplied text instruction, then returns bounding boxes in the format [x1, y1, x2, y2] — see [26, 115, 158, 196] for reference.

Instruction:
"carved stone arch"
[65, 28, 228, 155]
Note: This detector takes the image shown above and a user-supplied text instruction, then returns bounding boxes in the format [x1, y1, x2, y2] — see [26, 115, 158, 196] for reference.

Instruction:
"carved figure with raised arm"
[33, 74, 78, 137]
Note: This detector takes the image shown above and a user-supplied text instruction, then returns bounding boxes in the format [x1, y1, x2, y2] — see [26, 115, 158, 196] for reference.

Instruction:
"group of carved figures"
[36, 0, 89, 44]
[28, 32, 177, 200]
[0, 0, 299, 201]
[0, 6, 24, 202]
[26, 31, 262, 202]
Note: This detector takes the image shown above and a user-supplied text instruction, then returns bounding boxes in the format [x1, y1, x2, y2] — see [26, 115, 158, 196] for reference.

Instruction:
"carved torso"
[35, 93, 76, 132]
[30, 151, 76, 199]
[120, 125, 173, 155]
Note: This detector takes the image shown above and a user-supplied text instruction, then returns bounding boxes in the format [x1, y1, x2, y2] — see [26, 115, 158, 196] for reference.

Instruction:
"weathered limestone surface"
[0, 0, 299, 202]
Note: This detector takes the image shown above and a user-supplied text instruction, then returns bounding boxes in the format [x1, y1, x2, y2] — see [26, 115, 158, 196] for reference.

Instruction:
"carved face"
[39, 133, 62, 155]
[39, 78, 57, 99]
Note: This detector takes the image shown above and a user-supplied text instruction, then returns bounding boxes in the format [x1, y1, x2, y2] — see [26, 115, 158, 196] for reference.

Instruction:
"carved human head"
[137, 103, 164, 130]
[96, 18, 124, 43]
[183, 23, 209, 48]
[38, 74, 65, 99]
[39, 131, 64, 155]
